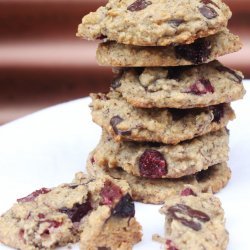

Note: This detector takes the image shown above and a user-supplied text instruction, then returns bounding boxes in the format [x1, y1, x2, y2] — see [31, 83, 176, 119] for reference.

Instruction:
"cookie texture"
[87, 156, 231, 204]
[0, 173, 142, 250]
[91, 91, 234, 144]
[112, 61, 245, 109]
[153, 186, 229, 250]
[92, 129, 229, 179]
[96, 29, 241, 67]
[77, 0, 231, 46]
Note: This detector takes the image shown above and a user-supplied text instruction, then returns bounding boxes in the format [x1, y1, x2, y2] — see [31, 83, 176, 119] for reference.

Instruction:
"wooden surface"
[0, 0, 249, 124]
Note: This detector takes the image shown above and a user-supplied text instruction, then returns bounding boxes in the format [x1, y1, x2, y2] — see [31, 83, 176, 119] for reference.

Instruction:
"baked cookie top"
[77, 0, 231, 46]
[87, 153, 231, 204]
[112, 61, 245, 109]
[92, 129, 229, 179]
[96, 29, 241, 66]
[0, 173, 141, 250]
[154, 186, 228, 249]
[91, 91, 235, 144]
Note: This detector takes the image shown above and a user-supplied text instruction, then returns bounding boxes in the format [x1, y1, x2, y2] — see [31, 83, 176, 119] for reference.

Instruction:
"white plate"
[0, 82, 250, 250]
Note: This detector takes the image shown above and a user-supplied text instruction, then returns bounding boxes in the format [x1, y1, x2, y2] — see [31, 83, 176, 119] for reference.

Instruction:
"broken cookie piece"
[0, 173, 142, 250]
[153, 186, 228, 249]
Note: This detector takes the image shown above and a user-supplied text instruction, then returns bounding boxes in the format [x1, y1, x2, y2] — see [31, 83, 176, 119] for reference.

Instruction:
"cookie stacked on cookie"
[77, 0, 245, 204]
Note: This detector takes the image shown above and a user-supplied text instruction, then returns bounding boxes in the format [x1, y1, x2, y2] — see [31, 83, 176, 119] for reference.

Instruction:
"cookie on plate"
[96, 29, 241, 67]
[0, 174, 142, 250]
[87, 154, 231, 204]
[112, 61, 245, 109]
[91, 92, 235, 144]
[153, 185, 228, 250]
[77, 0, 231, 46]
[92, 129, 229, 179]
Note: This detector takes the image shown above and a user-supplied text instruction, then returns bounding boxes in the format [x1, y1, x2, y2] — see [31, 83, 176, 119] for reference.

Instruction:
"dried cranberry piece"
[44, 220, 62, 229]
[40, 219, 63, 236]
[168, 204, 210, 231]
[38, 213, 45, 219]
[127, 0, 152, 11]
[168, 19, 184, 28]
[17, 188, 51, 203]
[110, 116, 131, 136]
[199, 5, 218, 19]
[175, 39, 211, 64]
[166, 240, 179, 250]
[59, 199, 92, 223]
[188, 78, 214, 95]
[180, 188, 197, 196]
[216, 65, 243, 83]
[19, 229, 25, 240]
[139, 149, 167, 178]
[100, 180, 123, 205]
[210, 104, 224, 123]
[91, 157, 95, 164]
[112, 194, 135, 218]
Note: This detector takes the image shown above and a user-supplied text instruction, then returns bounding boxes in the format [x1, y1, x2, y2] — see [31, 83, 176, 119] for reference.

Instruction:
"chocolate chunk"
[110, 116, 131, 136]
[59, 199, 92, 223]
[201, 0, 219, 8]
[210, 104, 224, 123]
[111, 76, 122, 89]
[168, 204, 210, 231]
[169, 109, 189, 121]
[168, 19, 184, 28]
[112, 194, 135, 218]
[127, 0, 152, 11]
[167, 66, 191, 80]
[175, 39, 212, 64]
[96, 34, 107, 40]
[216, 65, 243, 83]
[199, 5, 218, 19]
[196, 168, 210, 182]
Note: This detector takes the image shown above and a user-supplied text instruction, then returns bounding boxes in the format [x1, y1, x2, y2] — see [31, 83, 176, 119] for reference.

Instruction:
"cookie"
[92, 129, 229, 179]
[77, 0, 231, 46]
[87, 156, 231, 204]
[112, 61, 245, 109]
[91, 91, 234, 145]
[0, 173, 142, 250]
[96, 29, 241, 67]
[153, 186, 228, 250]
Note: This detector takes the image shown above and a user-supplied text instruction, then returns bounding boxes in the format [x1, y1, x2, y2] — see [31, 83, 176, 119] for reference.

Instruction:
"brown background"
[0, 0, 249, 125]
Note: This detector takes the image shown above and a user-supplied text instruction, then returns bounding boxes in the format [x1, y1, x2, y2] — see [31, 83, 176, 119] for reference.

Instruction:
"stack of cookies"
[77, 0, 246, 204]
